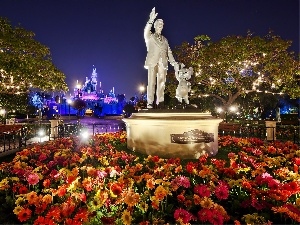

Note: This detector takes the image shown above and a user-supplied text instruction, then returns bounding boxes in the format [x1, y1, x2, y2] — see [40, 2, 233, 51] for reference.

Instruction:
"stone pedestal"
[265, 120, 276, 141]
[123, 111, 222, 159]
[49, 120, 59, 138]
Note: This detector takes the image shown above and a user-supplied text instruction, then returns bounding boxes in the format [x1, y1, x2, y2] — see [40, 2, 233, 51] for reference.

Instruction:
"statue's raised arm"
[148, 7, 158, 23]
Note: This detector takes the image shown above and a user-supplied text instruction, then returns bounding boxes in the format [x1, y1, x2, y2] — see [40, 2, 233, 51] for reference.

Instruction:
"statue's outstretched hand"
[149, 7, 158, 23]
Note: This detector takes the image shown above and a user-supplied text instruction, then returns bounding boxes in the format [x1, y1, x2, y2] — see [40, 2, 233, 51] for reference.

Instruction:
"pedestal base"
[123, 111, 222, 159]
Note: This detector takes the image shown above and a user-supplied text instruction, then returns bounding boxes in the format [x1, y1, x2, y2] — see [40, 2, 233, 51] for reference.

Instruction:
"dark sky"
[0, 0, 299, 98]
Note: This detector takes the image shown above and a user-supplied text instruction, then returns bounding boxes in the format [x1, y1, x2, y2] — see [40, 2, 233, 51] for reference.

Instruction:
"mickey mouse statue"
[175, 63, 193, 105]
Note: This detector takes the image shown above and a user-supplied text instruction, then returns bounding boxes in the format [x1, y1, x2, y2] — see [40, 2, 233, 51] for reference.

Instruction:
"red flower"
[18, 208, 32, 222]
[101, 216, 116, 225]
[110, 183, 123, 196]
[174, 208, 193, 224]
[208, 208, 224, 225]
[74, 208, 89, 222]
[46, 206, 61, 221]
[215, 182, 229, 200]
[177, 194, 185, 203]
[186, 162, 196, 174]
[57, 185, 67, 197]
[197, 208, 212, 222]
[34, 216, 56, 225]
[43, 179, 51, 188]
[194, 184, 211, 197]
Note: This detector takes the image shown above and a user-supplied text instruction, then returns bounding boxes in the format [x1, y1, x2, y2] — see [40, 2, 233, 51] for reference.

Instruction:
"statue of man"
[144, 7, 178, 108]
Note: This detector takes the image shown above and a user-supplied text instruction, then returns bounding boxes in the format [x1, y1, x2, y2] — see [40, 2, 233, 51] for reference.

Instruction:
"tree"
[72, 98, 87, 118]
[172, 32, 300, 118]
[0, 17, 68, 112]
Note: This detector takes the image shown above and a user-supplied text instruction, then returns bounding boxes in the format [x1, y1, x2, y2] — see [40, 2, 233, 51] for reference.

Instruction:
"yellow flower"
[10, 177, 20, 182]
[0, 178, 9, 190]
[13, 205, 23, 215]
[296, 198, 300, 206]
[121, 209, 132, 225]
[15, 196, 25, 205]
[138, 201, 148, 213]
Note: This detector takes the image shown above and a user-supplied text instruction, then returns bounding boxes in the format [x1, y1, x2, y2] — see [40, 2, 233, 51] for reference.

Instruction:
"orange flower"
[199, 165, 211, 178]
[150, 196, 160, 210]
[124, 189, 140, 207]
[193, 194, 201, 205]
[82, 177, 93, 192]
[57, 185, 67, 197]
[154, 185, 168, 201]
[43, 179, 51, 188]
[17, 207, 32, 222]
[146, 178, 155, 190]
[27, 191, 39, 205]
[42, 194, 52, 205]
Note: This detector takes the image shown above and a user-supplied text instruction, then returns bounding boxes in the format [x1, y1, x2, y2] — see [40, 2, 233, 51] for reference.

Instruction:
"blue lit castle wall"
[71, 66, 125, 116]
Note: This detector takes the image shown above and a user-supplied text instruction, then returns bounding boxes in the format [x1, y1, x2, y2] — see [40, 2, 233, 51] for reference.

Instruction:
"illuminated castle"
[73, 66, 116, 102]
[72, 66, 124, 116]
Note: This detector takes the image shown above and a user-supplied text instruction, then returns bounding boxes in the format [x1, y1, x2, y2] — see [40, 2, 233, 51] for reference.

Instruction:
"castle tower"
[91, 65, 97, 92]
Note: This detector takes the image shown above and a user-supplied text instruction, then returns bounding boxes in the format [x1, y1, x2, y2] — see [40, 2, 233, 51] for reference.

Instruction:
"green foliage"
[0, 17, 68, 111]
[0, 17, 68, 92]
[172, 31, 300, 116]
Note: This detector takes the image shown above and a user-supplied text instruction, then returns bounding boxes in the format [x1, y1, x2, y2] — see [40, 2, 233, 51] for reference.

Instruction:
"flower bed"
[0, 132, 300, 224]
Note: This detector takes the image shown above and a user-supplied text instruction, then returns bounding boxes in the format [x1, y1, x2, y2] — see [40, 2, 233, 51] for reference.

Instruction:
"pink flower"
[171, 176, 190, 188]
[174, 208, 193, 224]
[27, 173, 39, 185]
[215, 182, 229, 200]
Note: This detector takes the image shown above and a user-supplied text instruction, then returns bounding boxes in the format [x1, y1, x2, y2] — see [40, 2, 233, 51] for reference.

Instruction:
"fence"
[0, 121, 299, 158]
[0, 122, 126, 157]
[218, 123, 299, 144]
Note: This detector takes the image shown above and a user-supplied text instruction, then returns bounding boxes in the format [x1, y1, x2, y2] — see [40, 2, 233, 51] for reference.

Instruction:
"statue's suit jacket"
[144, 23, 176, 69]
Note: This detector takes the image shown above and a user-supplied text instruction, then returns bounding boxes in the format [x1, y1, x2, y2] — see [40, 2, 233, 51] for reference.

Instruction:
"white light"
[80, 129, 90, 139]
[38, 129, 45, 137]
[229, 106, 237, 112]
[217, 107, 223, 113]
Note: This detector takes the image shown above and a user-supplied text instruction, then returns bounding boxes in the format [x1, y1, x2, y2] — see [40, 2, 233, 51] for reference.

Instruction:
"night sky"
[0, 0, 299, 98]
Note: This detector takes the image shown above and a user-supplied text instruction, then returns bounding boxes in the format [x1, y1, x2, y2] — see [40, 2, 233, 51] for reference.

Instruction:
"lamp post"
[138, 85, 145, 109]
[139, 85, 145, 100]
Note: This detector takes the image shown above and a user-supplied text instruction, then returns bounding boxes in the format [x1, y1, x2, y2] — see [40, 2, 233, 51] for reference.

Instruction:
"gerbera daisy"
[17, 207, 32, 222]
[34, 216, 56, 225]
[27, 173, 40, 185]
[13, 205, 23, 215]
[121, 209, 132, 225]
[27, 191, 39, 205]
[174, 208, 193, 224]
[124, 189, 140, 207]
[154, 185, 168, 201]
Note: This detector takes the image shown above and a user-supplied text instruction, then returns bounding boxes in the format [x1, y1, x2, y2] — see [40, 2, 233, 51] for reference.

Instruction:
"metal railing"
[0, 122, 298, 158]
[218, 124, 299, 144]
[0, 122, 126, 157]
